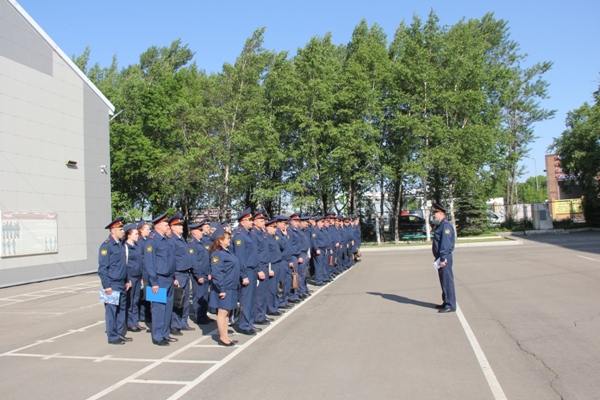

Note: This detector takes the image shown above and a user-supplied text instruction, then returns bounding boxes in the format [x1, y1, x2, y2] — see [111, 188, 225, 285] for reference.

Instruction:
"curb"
[361, 237, 522, 252]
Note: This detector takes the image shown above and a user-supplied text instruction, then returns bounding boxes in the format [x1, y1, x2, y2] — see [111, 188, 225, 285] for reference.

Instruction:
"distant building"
[544, 154, 584, 220]
[0, 0, 114, 287]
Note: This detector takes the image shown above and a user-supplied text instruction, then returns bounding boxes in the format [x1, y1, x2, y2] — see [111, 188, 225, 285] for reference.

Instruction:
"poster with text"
[1, 211, 58, 257]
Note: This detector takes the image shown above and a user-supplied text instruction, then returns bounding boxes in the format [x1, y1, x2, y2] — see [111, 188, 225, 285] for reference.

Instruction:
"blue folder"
[145, 287, 167, 303]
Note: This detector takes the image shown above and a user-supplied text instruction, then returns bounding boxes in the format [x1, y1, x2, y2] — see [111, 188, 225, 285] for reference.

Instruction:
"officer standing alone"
[431, 203, 456, 313]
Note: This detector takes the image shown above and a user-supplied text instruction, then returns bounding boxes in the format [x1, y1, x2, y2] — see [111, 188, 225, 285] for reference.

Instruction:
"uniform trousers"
[334, 247, 342, 272]
[171, 271, 191, 329]
[104, 281, 127, 342]
[288, 256, 299, 301]
[267, 261, 283, 313]
[437, 253, 456, 310]
[297, 251, 309, 295]
[313, 251, 326, 284]
[150, 275, 174, 342]
[238, 267, 258, 331]
[126, 276, 142, 328]
[139, 271, 152, 322]
[192, 278, 209, 322]
[254, 272, 269, 322]
[280, 261, 293, 306]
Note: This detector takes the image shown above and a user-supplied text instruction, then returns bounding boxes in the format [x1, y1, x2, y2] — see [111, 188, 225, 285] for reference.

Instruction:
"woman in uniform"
[208, 226, 241, 346]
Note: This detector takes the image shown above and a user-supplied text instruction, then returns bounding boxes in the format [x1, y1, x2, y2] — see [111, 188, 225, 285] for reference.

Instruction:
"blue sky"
[16, 0, 600, 181]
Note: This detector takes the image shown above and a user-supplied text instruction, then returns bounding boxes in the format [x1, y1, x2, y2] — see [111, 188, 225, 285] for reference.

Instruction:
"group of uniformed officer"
[98, 209, 363, 346]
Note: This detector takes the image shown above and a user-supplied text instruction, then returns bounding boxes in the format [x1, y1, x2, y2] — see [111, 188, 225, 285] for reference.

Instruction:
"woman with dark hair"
[123, 223, 144, 333]
[209, 226, 240, 346]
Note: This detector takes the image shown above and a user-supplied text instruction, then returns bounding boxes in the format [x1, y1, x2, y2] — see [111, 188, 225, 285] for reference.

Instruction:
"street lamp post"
[526, 156, 540, 203]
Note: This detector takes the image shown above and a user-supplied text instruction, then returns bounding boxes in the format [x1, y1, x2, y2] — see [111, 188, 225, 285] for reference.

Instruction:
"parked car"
[487, 210, 504, 226]
[398, 214, 427, 234]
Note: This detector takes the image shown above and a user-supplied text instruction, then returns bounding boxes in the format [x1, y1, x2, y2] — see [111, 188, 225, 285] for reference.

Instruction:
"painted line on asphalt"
[456, 304, 507, 400]
[577, 255, 600, 262]
[164, 269, 346, 400]
[0, 280, 98, 308]
[0, 320, 105, 356]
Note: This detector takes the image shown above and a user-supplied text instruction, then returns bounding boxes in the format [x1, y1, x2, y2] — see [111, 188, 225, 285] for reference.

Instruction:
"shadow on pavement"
[513, 230, 600, 255]
[366, 292, 438, 309]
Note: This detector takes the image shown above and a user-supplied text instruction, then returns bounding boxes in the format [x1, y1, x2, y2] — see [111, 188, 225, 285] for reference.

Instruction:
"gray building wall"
[0, 0, 113, 287]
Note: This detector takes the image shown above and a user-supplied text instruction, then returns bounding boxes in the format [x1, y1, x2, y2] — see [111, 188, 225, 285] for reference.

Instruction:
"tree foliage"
[74, 12, 557, 237]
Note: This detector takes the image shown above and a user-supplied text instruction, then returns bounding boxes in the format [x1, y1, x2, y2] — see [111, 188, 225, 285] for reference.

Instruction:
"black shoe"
[435, 303, 446, 309]
[218, 339, 235, 347]
[109, 339, 124, 345]
[127, 326, 141, 332]
[255, 319, 271, 325]
[170, 329, 183, 336]
[180, 326, 196, 331]
[438, 307, 455, 313]
[266, 317, 275, 322]
[288, 299, 300, 304]
[253, 327, 263, 332]
[119, 336, 133, 342]
[164, 336, 179, 342]
[312, 283, 324, 286]
[267, 311, 283, 316]
[240, 329, 256, 336]
[279, 304, 293, 309]
[198, 317, 214, 324]
[152, 339, 169, 346]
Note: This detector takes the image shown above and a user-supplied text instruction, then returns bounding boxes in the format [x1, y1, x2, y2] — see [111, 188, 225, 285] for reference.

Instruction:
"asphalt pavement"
[1, 231, 599, 400]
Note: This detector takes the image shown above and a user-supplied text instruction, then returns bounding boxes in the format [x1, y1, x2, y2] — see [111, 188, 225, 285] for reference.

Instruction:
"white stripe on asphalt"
[456, 304, 508, 400]
[577, 255, 600, 262]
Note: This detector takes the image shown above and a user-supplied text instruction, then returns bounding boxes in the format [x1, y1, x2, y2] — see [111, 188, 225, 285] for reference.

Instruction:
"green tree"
[552, 85, 600, 226]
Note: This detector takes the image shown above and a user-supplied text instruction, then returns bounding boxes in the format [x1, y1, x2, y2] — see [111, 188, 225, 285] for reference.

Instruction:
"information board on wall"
[1, 211, 58, 258]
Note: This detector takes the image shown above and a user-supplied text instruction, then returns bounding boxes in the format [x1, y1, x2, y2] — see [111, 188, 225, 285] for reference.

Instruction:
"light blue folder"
[98, 289, 120, 305]
[145, 287, 167, 303]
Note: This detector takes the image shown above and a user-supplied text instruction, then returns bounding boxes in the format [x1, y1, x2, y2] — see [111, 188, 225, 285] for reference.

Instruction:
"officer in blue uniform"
[252, 210, 271, 325]
[310, 216, 329, 286]
[265, 218, 284, 316]
[231, 208, 261, 335]
[98, 217, 132, 345]
[197, 218, 212, 250]
[298, 215, 312, 298]
[209, 225, 241, 346]
[168, 213, 195, 334]
[275, 216, 295, 309]
[431, 202, 457, 313]
[287, 213, 304, 303]
[123, 223, 144, 333]
[322, 215, 335, 281]
[144, 213, 178, 346]
[188, 222, 213, 325]
[137, 220, 152, 327]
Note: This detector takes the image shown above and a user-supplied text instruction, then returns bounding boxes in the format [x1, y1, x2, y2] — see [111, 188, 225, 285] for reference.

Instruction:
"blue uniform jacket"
[300, 228, 311, 252]
[98, 236, 127, 289]
[144, 231, 176, 287]
[125, 241, 143, 279]
[210, 248, 241, 293]
[276, 229, 293, 264]
[252, 227, 270, 275]
[266, 233, 283, 264]
[432, 218, 455, 262]
[189, 237, 210, 280]
[310, 227, 328, 252]
[201, 233, 212, 251]
[170, 233, 193, 272]
[288, 227, 303, 258]
[231, 227, 260, 280]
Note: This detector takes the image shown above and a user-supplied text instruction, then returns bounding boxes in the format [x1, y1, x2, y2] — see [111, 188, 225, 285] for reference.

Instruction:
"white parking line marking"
[577, 255, 600, 262]
[131, 380, 190, 385]
[4, 352, 220, 364]
[456, 304, 507, 400]
[0, 321, 104, 356]
[165, 280, 332, 399]
[0, 280, 98, 307]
